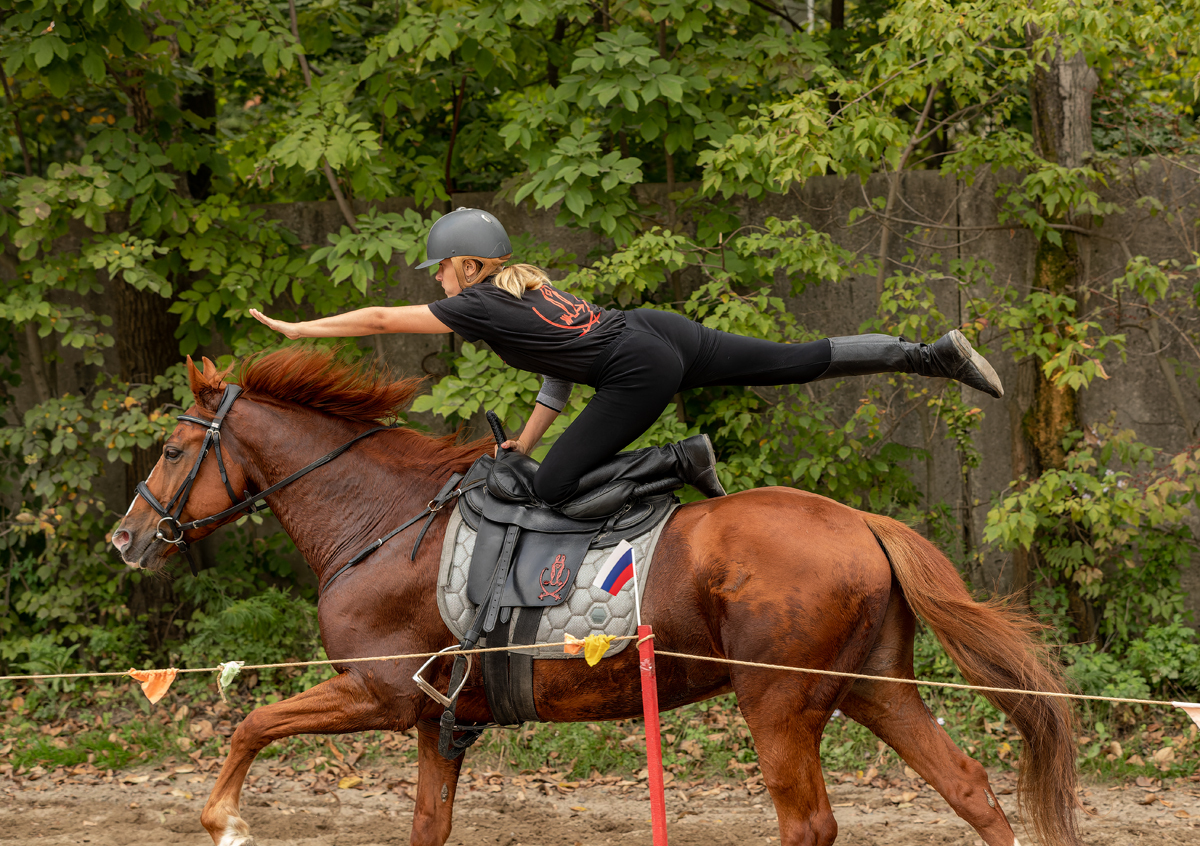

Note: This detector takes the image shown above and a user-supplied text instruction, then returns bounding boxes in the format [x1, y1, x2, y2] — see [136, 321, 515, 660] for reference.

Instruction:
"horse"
[111, 348, 1080, 846]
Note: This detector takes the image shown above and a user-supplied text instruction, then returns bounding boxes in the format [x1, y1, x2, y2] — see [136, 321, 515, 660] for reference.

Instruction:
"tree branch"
[444, 74, 467, 196]
[288, 0, 359, 234]
[1, 73, 33, 178]
[746, 0, 804, 30]
[874, 83, 940, 299]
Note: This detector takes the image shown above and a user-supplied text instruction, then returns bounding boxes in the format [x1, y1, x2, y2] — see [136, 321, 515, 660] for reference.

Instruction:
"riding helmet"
[415, 208, 512, 269]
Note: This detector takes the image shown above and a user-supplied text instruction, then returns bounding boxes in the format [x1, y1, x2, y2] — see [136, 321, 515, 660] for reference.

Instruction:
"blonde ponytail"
[492, 263, 548, 298]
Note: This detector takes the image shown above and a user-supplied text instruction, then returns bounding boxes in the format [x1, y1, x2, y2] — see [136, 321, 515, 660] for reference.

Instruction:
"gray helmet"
[415, 208, 512, 269]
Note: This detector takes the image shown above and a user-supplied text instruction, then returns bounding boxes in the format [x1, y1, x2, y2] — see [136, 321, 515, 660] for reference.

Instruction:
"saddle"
[433, 432, 680, 759]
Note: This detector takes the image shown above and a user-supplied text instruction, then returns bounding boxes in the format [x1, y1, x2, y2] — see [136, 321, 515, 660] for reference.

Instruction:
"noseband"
[134, 383, 390, 564]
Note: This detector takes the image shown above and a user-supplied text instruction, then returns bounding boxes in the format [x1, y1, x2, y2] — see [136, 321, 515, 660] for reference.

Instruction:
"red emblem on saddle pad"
[539, 554, 571, 602]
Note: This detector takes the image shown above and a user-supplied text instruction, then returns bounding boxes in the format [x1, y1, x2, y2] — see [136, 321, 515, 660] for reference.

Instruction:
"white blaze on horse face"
[124, 465, 154, 517]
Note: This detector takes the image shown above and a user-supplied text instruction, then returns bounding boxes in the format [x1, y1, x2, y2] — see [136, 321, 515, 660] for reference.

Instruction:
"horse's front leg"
[200, 670, 415, 846]
[410, 718, 466, 846]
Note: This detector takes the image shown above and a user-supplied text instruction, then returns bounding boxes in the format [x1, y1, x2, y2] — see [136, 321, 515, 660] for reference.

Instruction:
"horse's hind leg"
[733, 672, 841, 846]
[840, 681, 1019, 845]
[838, 598, 1019, 845]
[200, 671, 415, 846]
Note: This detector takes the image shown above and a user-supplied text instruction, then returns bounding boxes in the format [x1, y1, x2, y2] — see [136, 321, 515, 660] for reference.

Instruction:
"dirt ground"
[2, 761, 1198, 846]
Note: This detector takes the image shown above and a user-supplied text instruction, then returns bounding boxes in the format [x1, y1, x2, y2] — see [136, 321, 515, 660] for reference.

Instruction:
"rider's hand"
[496, 439, 529, 457]
[250, 308, 304, 340]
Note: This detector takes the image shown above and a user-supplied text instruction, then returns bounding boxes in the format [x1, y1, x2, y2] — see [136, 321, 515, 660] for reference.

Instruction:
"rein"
[134, 383, 391, 564]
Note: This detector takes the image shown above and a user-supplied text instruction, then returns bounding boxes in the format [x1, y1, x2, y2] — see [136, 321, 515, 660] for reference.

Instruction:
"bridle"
[134, 383, 391, 566]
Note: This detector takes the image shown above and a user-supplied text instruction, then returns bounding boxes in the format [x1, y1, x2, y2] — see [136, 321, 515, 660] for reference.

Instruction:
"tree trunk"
[114, 272, 182, 653]
[117, 71, 188, 650]
[1022, 30, 1099, 638]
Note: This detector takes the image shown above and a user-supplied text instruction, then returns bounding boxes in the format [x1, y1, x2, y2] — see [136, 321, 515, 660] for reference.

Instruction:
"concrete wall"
[9, 161, 1200, 616]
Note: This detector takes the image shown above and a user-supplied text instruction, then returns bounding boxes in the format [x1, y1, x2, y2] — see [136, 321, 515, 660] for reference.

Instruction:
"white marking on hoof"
[1012, 838, 1022, 846]
[217, 818, 256, 846]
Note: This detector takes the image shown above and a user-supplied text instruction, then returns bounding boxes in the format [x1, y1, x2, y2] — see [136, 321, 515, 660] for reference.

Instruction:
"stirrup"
[413, 645, 473, 708]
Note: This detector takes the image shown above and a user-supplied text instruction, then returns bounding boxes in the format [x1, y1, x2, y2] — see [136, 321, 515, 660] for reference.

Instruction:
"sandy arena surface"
[1, 761, 1198, 845]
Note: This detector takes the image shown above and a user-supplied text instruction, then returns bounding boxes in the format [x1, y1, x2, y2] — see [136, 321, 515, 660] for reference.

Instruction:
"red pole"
[638, 624, 669, 845]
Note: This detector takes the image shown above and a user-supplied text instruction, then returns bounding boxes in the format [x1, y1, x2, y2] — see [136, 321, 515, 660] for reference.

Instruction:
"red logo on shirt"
[532, 287, 602, 336]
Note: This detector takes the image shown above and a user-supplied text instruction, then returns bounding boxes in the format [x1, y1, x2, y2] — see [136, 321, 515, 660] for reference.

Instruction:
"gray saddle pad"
[437, 503, 676, 659]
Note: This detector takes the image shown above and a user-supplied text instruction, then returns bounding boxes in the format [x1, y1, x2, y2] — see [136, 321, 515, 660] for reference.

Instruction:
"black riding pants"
[533, 310, 831, 503]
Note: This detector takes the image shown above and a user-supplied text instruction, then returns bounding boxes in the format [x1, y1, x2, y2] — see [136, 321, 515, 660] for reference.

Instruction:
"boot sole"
[949, 330, 1004, 398]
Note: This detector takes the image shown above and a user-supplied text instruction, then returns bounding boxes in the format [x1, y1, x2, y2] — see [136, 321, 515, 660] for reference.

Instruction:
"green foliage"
[0, 0, 1199, 728]
[986, 425, 1200, 643]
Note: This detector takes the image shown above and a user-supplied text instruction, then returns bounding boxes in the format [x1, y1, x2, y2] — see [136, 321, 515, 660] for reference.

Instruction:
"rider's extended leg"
[820, 331, 1003, 397]
[678, 318, 1003, 398]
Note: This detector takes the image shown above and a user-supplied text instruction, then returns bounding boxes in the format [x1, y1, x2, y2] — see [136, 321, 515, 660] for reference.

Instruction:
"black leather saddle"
[458, 451, 677, 622]
[436, 444, 678, 758]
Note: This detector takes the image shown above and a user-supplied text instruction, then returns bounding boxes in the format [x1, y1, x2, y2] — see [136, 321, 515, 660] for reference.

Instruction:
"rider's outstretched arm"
[249, 305, 450, 339]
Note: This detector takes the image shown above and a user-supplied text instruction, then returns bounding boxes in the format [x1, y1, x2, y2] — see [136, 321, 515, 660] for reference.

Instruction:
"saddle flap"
[466, 517, 593, 610]
[505, 530, 594, 607]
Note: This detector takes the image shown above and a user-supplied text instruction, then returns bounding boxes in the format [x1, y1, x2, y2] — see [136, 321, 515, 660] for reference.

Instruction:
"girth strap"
[483, 607, 541, 727]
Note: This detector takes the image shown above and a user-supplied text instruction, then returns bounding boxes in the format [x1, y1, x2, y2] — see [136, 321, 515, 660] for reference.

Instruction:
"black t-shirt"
[428, 281, 627, 384]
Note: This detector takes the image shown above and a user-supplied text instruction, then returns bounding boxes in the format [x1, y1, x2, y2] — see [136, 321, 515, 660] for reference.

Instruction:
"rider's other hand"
[250, 308, 303, 340]
[496, 439, 529, 457]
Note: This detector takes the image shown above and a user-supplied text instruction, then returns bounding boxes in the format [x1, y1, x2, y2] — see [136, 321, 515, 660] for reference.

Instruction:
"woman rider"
[250, 207, 1003, 507]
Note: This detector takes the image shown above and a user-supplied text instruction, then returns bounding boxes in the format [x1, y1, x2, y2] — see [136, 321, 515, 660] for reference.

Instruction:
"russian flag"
[593, 540, 635, 595]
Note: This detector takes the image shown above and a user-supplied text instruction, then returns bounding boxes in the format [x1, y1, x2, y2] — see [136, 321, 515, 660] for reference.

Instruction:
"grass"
[2, 668, 1198, 785]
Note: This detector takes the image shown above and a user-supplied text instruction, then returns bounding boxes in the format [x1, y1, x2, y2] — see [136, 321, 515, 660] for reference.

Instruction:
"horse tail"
[862, 512, 1081, 846]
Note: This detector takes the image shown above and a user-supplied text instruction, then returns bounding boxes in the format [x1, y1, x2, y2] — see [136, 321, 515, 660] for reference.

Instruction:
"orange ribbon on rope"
[1174, 702, 1200, 730]
[127, 668, 178, 704]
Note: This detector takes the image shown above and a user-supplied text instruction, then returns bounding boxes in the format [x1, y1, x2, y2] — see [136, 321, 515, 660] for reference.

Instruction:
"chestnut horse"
[112, 349, 1079, 846]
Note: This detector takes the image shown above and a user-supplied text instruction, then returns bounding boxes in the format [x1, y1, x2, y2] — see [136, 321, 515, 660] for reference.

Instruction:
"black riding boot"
[818, 330, 1004, 398]
[558, 434, 726, 517]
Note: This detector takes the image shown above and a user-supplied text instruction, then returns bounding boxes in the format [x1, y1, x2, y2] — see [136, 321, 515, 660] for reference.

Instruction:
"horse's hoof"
[214, 820, 256, 846]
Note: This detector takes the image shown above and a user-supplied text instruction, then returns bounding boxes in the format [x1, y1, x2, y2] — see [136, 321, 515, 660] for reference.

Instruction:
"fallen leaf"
[570, 806, 588, 812]
[337, 776, 363, 790]
[174, 765, 196, 774]
[123, 774, 150, 784]
[1137, 794, 1158, 806]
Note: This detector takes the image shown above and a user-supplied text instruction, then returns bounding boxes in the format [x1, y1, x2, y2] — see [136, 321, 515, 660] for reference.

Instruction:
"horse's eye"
[164, 446, 183, 461]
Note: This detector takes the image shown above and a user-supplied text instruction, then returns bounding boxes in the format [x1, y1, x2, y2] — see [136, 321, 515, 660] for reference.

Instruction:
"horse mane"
[188, 346, 490, 473]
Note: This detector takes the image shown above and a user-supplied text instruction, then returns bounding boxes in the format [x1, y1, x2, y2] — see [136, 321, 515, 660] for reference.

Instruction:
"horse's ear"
[187, 356, 224, 411]
[208, 357, 237, 385]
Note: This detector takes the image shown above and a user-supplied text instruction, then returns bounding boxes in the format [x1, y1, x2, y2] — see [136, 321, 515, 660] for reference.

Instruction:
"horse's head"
[112, 356, 254, 571]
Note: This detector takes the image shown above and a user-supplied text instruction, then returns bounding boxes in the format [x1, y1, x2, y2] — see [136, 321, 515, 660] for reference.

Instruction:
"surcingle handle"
[486, 410, 508, 454]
